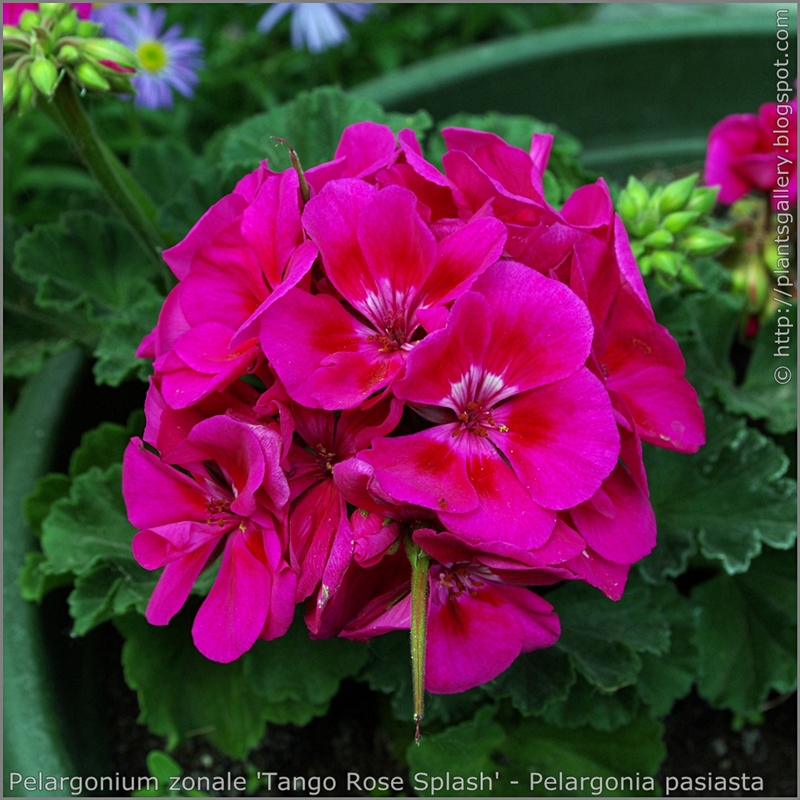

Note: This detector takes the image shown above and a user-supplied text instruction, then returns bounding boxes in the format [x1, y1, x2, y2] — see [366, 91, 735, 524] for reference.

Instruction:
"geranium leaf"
[635, 583, 698, 717]
[406, 705, 505, 796]
[68, 418, 141, 478]
[692, 546, 797, 717]
[485, 646, 575, 717]
[502, 712, 664, 797]
[40, 465, 136, 576]
[69, 562, 156, 636]
[130, 139, 199, 209]
[540, 678, 640, 732]
[23, 473, 72, 538]
[117, 609, 271, 759]
[221, 86, 433, 172]
[718, 305, 798, 434]
[3, 216, 83, 378]
[407, 706, 664, 797]
[642, 402, 797, 577]
[11, 212, 164, 385]
[549, 579, 670, 691]
[18, 551, 74, 602]
[243, 610, 369, 726]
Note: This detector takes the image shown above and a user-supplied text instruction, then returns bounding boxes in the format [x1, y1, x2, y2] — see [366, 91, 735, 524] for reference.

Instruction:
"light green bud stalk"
[30, 56, 58, 97]
[682, 227, 735, 257]
[659, 173, 698, 214]
[663, 210, 700, 234]
[643, 229, 675, 249]
[75, 60, 110, 91]
[686, 186, 718, 215]
[82, 38, 138, 70]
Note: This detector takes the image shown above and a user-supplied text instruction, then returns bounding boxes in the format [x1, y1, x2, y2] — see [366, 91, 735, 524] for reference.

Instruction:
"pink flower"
[122, 414, 295, 663]
[260, 180, 506, 409]
[705, 100, 798, 208]
[361, 261, 620, 549]
[141, 164, 317, 410]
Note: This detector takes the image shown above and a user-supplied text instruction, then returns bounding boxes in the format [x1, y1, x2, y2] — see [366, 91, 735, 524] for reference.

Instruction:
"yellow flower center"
[136, 40, 168, 74]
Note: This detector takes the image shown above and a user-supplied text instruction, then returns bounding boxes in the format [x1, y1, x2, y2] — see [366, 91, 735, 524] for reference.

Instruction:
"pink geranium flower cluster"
[123, 123, 705, 693]
[705, 92, 797, 210]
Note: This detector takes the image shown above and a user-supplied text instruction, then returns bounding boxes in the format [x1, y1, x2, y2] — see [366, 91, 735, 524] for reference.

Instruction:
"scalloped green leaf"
[221, 86, 433, 172]
[692, 546, 797, 717]
[719, 304, 797, 434]
[242, 610, 369, 726]
[549, 579, 670, 691]
[117, 609, 271, 759]
[540, 678, 640, 732]
[642, 403, 797, 577]
[485, 646, 575, 717]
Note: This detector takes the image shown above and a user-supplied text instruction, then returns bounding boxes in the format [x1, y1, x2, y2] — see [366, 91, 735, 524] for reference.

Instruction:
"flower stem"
[406, 538, 430, 744]
[44, 81, 169, 269]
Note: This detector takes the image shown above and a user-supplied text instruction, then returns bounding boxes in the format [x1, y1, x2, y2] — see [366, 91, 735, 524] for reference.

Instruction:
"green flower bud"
[53, 9, 78, 37]
[624, 176, 650, 215]
[637, 207, 660, 238]
[659, 173, 698, 214]
[682, 226, 734, 257]
[638, 255, 653, 276]
[30, 56, 58, 96]
[18, 11, 42, 33]
[82, 38, 138, 70]
[57, 43, 79, 63]
[652, 250, 680, 277]
[663, 210, 700, 234]
[3, 68, 19, 111]
[3, 29, 30, 51]
[75, 61, 110, 91]
[75, 21, 102, 38]
[617, 189, 641, 225]
[678, 262, 704, 289]
[4, 25, 22, 36]
[643, 229, 675, 249]
[38, 3, 68, 17]
[686, 186, 718, 215]
[17, 73, 35, 113]
[733, 261, 770, 314]
[630, 240, 645, 259]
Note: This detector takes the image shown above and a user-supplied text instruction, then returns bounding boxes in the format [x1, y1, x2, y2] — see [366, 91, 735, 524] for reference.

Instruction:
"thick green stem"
[45, 80, 168, 267]
[406, 539, 430, 744]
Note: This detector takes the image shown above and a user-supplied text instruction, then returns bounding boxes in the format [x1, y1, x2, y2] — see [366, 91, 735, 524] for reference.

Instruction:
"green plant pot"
[354, 6, 797, 179]
[3, 349, 113, 796]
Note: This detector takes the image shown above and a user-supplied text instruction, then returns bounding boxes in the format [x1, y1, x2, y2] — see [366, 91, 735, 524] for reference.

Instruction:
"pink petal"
[260, 288, 401, 409]
[426, 582, 560, 693]
[569, 464, 656, 565]
[361, 425, 478, 514]
[144, 540, 218, 626]
[489, 369, 619, 510]
[122, 439, 206, 530]
[192, 528, 272, 663]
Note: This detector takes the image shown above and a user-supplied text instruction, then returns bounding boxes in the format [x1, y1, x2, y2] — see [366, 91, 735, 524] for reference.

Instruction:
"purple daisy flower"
[256, 3, 373, 53]
[94, 4, 204, 109]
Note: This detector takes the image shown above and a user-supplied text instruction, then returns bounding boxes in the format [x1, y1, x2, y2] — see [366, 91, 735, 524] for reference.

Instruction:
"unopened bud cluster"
[617, 174, 734, 290]
[3, 2, 137, 114]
